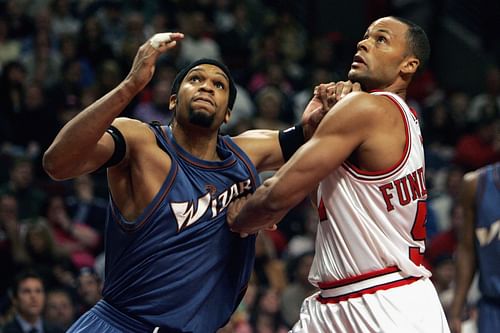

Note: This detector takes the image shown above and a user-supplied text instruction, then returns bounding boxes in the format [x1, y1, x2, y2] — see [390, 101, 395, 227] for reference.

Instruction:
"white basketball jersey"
[309, 91, 431, 286]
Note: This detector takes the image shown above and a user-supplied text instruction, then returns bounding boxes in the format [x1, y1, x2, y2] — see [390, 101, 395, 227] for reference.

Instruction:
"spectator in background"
[427, 166, 465, 233]
[0, 17, 21, 71]
[24, 218, 77, 292]
[44, 288, 76, 331]
[2, 270, 63, 333]
[75, 268, 101, 317]
[250, 287, 288, 333]
[0, 61, 26, 148]
[430, 254, 456, 313]
[468, 66, 499, 125]
[131, 79, 174, 124]
[0, 194, 29, 314]
[280, 251, 316, 328]
[253, 233, 288, 294]
[65, 174, 107, 245]
[50, 0, 80, 38]
[253, 86, 290, 130]
[177, 10, 221, 65]
[293, 66, 337, 123]
[0, 158, 46, 220]
[41, 195, 100, 269]
[453, 108, 500, 172]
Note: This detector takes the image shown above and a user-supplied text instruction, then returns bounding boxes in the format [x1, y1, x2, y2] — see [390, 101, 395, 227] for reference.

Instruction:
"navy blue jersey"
[101, 125, 260, 332]
[475, 162, 500, 299]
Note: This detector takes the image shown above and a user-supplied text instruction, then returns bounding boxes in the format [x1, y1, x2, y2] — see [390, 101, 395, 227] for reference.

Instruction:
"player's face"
[348, 17, 410, 90]
[173, 64, 231, 129]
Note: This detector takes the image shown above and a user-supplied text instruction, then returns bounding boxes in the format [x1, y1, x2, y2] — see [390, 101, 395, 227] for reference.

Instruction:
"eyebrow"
[189, 68, 229, 83]
[365, 28, 393, 36]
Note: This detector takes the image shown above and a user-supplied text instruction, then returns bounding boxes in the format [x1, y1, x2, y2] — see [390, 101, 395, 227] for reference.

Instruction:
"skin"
[228, 16, 421, 234]
[448, 171, 478, 333]
[42, 32, 356, 223]
[13, 277, 45, 325]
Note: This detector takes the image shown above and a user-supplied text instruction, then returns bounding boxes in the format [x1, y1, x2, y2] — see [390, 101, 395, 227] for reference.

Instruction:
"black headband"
[170, 58, 237, 110]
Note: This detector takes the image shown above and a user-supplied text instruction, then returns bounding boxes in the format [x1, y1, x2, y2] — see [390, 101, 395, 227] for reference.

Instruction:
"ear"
[401, 56, 420, 75]
[169, 94, 177, 111]
[223, 108, 231, 124]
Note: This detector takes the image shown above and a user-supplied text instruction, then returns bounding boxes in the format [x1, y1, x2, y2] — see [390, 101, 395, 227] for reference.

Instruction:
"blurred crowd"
[0, 0, 498, 332]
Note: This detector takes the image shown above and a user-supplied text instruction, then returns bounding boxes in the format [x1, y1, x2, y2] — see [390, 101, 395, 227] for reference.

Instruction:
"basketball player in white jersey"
[228, 16, 450, 332]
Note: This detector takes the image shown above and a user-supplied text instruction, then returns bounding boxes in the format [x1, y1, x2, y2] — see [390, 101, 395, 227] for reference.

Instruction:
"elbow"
[42, 150, 69, 180]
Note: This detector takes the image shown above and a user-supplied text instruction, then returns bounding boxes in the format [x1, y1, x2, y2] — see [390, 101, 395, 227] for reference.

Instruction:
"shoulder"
[461, 169, 480, 204]
[333, 91, 397, 116]
[1, 319, 22, 332]
[320, 91, 395, 131]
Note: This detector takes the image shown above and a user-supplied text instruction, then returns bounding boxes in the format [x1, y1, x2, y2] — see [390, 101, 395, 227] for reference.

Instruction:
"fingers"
[149, 32, 185, 51]
[315, 84, 329, 111]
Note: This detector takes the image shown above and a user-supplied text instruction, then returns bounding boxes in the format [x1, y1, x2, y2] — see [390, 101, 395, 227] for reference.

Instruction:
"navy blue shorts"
[67, 300, 156, 333]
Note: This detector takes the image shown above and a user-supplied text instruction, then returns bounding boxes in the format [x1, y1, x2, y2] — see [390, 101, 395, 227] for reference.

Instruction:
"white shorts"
[291, 278, 450, 333]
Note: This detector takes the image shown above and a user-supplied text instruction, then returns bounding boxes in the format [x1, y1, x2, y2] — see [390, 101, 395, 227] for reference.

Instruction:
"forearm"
[43, 80, 137, 179]
[450, 246, 476, 319]
[232, 174, 305, 234]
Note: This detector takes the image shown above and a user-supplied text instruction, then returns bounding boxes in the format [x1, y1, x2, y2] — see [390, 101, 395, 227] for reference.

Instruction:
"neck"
[18, 312, 38, 325]
[170, 123, 220, 161]
[364, 75, 410, 100]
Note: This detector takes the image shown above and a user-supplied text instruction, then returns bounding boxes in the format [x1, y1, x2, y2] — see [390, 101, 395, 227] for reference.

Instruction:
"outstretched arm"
[228, 92, 374, 234]
[449, 171, 478, 333]
[43, 33, 184, 180]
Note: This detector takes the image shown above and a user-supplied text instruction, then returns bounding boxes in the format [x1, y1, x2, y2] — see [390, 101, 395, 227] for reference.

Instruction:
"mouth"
[193, 95, 215, 107]
[351, 54, 366, 67]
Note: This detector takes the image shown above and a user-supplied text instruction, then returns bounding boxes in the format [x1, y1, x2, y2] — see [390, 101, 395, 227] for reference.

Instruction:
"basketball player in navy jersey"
[450, 162, 500, 333]
[43, 32, 357, 332]
[228, 17, 450, 332]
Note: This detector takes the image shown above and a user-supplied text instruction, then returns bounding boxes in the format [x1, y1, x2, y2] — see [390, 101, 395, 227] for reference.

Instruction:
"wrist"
[278, 123, 305, 162]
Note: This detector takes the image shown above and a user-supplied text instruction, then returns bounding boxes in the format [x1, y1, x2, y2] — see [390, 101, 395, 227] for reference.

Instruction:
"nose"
[356, 38, 369, 52]
[199, 80, 215, 93]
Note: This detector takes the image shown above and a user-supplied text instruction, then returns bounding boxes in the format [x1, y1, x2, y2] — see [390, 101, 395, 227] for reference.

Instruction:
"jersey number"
[409, 200, 427, 266]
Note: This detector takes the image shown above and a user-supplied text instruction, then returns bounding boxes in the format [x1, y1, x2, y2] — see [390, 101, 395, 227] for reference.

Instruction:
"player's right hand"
[125, 32, 184, 92]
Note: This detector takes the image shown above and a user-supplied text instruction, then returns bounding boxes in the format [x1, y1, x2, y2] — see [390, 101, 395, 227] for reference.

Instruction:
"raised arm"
[228, 92, 377, 234]
[449, 171, 478, 333]
[43, 33, 184, 180]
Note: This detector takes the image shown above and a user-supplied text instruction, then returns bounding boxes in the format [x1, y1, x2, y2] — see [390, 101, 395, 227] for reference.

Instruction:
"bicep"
[80, 118, 147, 174]
[233, 130, 283, 171]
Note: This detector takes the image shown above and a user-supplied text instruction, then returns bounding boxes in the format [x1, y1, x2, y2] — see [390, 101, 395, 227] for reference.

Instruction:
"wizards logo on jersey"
[171, 178, 252, 231]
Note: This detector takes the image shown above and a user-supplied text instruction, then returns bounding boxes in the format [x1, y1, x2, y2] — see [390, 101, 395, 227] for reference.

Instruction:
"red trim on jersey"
[162, 126, 238, 170]
[317, 266, 400, 289]
[111, 157, 179, 233]
[316, 276, 420, 304]
[342, 93, 411, 181]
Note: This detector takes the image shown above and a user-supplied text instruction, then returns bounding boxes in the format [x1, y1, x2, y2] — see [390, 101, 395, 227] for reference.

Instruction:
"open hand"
[125, 32, 184, 92]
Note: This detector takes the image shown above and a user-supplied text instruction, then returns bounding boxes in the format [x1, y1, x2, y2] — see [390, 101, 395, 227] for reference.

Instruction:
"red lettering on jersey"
[318, 197, 327, 222]
[394, 177, 411, 206]
[379, 183, 395, 212]
[379, 167, 427, 212]
[409, 200, 427, 266]
[407, 171, 421, 200]
[417, 167, 427, 197]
